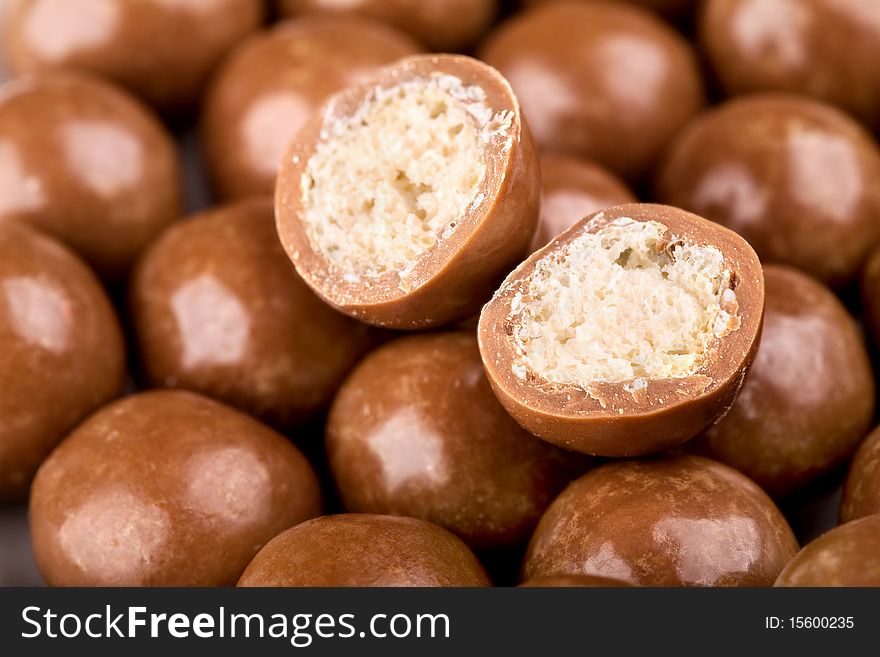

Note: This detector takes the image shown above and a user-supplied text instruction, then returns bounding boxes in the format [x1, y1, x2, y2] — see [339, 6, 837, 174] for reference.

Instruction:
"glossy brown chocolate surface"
[30, 390, 322, 586]
[524, 0, 696, 16]
[479, 1, 705, 181]
[479, 203, 764, 457]
[4, 0, 264, 111]
[700, 0, 880, 129]
[692, 265, 875, 499]
[775, 516, 880, 587]
[326, 332, 589, 551]
[131, 199, 375, 431]
[200, 16, 421, 201]
[0, 224, 125, 502]
[0, 74, 182, 278]
[238, 514, 491, 587]
[276, 54, 541, 329]
[531, 154, 637, 253]
[523, 455, 799, 586]
[277, 0, 497, 51]
[656, 94, 880, 287]
[840, 426, 880, 523]
[519, 575, 634, 587]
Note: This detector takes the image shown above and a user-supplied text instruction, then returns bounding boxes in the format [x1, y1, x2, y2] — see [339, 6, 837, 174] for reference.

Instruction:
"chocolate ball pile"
[2, 0, 880, 588]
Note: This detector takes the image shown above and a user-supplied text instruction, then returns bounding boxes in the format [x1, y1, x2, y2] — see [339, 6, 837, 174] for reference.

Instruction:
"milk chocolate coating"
[277, 0, 497, 51]
[700, 0, 880, 129]
[656, 94, 880, 287]
[840, 426, 880, 523]
[0, 225, 125, 502]
[238, 514, 491, 587]
[4, 0, 264, 111]
[276, 54, 541, 329]
[523, 455, 799, 586]
[131, 199, 375, 431]
[479, 203, 764, 457]
[479, 1, 705, 181]
[692, 265, 875, 499]
[327, 332, 589, 551]
[531, 154, 637, 254]
[200, 16, 421, 201]
[523, 0, 696, 17]
[0, 74, 182, 279]
[519, 575, 634, 587]
[30, 390, 322, 586]
[775, 516, 880, 587]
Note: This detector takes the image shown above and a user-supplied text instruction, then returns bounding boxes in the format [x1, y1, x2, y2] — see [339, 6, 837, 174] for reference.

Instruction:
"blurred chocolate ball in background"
[530, 154, 636, 253]
[0, 74, 182, 278]
[200, 16, 421, 201]
[277, 0, 498, 52]
[3, 0, 265, 112]
[656, 94, 880, 287]
[700, 0, 880, 130]
[480, 1, 705, 181]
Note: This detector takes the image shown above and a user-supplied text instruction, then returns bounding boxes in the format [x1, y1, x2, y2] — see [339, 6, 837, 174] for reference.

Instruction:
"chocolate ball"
[0, 224, 125, 502]
[531, 154, 637, 253]
[200, 16, 421, 201]
[519, 575, 634, 587]
[656, 94, 880, 287]
[4, 0, 264, 111]
[238, 514, 491, 586]
[277, 0, 497, 51]
[275, 54, 541, 329]
[523, 455, 799, 586]
[840, 426, 880, 523]
[700, 0, 880, 129]
[775, 516, 880, 587]
[480, 204, 764, 457]
[131, 199, 375, 431]
[30, 390, 322, 586]
[327, 332, 588, 551]
[691, 265, 875, 499]
[479, 1, 705, 181]
[0, 74, 182, 278]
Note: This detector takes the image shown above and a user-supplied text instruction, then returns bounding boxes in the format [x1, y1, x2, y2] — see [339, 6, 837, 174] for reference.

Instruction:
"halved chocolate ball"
[479, 203, 764, 456]
[275, 54, 540, 329]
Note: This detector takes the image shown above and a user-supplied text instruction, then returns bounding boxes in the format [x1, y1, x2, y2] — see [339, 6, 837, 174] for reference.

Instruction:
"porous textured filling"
[301, 73, 512, 279]
[509, 217, 740, 386]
